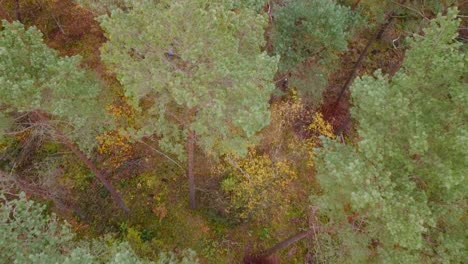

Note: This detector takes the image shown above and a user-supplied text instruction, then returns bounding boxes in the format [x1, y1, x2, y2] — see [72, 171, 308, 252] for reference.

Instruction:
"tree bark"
[264, 228, 315, 257]
[35, 112, 130, 213]
[187, 130, 196, 209]
[332, 11, 396, 112]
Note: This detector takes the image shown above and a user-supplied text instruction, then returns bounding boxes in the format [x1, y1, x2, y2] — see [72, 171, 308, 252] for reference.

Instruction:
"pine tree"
[271, 0, 360, 104]
[0, 192, 199, 263]
[0, 21, 129, 212]
[314, 9, 467, 263]
[98, 0, 278, 209]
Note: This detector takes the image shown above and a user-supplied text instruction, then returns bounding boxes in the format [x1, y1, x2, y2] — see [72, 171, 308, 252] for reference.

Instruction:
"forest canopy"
[0, 0, 466, 263]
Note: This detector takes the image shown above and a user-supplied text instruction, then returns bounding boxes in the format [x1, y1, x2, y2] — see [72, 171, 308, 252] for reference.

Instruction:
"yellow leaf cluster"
[274, 90, 304, 128]
[309, 112, 335, 140]
[262, 90, 306, 150]
[267, 90, 335, 169]
[96, 131, 133, 168]
[219, 150, 297, 221]
[106, 99, 135, 120]
[304, 112, 335, 168]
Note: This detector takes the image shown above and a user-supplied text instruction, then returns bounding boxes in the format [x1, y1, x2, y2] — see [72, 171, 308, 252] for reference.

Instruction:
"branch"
[391, 0, 430, 20]
[138, 138, 184, 170]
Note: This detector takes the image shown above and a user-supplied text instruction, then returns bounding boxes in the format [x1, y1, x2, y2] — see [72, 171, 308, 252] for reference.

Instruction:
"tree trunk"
[244, 228, 315, 263]
[332, 11, 396, 112]
[246, 208, 321, 263]
[35, 112, 130, 213]
[14, 0, 22, 22]
[263, 228, 315, 257]
[187, 130, 196, 209]
[55, 129, 130, 213]
[351, 0, 361, 11]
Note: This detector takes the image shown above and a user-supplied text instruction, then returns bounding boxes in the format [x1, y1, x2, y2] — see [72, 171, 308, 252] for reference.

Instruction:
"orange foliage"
[106, 98, 135, 121]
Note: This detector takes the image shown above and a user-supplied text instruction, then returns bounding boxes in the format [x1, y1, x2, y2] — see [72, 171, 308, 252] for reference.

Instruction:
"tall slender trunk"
[332, 11, 396, 112]
[35, 112, 130, 213]
[14, 0, 22, 22]
[187, 130, 196, 209]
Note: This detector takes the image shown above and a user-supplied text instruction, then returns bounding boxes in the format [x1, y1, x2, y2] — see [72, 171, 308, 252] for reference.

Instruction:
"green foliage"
[157, 249, 199, 264]
[0, 192, 147, 263]
[0, 20, 109, 153]
[76, 0, 267, 14]
[315, 9, 467, 263]
[113, 172, 205, 261]
[121, 211, 204, 263]
[62, 159, 94, 191]
[272, 0, 361, 103]
[222, 0, 267, 11]
[0, 192, 201, 263]
[3, 1, 465, 262]
[0, 112, 11, 138]
[273, 0, 357, 70]
[99, 0, 278, 160]
[351, 0, 459, 22]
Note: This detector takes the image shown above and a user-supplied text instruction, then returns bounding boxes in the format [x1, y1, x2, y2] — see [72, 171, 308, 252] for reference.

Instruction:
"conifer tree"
[272, 0, 359, 104]
[99, 0, 278, 209]
[0, 192, 199, 263]
[315, 9, 467, 262]
[0, 21, 129, 212]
